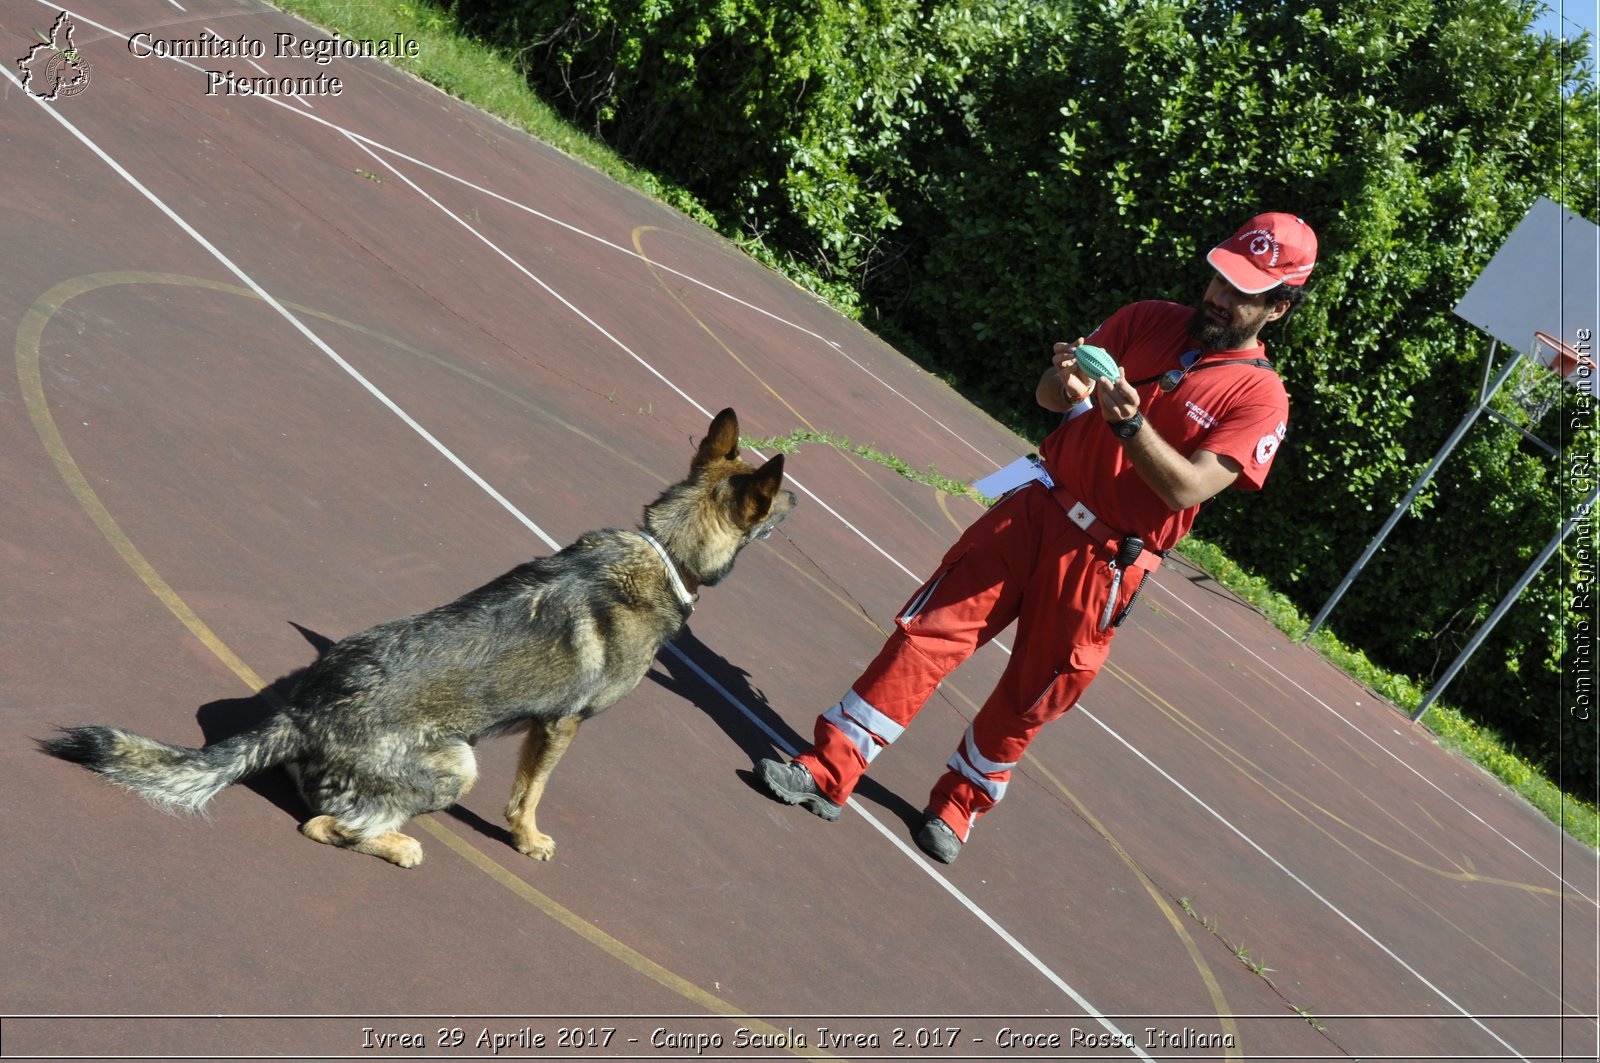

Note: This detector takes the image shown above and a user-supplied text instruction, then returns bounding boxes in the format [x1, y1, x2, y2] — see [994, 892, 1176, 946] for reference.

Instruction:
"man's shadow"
[645, 625, 924, 835]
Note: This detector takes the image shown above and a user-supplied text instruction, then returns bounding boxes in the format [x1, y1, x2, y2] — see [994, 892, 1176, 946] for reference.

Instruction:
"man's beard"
[1187, 305, 1255, 351]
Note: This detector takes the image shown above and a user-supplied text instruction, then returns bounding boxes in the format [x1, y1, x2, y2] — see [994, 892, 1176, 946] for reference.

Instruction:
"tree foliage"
[459, 0, 1598, 795]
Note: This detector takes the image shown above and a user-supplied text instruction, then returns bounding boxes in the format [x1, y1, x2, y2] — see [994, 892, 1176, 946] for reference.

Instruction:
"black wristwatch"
[1110, 412, 1145, 439]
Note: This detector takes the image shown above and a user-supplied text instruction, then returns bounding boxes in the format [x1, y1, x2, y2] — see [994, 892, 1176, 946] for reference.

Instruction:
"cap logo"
[1245, 231, 1279, 264]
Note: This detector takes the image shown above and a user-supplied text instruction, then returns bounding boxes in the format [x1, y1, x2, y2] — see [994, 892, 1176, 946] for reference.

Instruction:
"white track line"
[342, 125, 1148, 1039]
[202, 25, 314, 111]
[33, 1, 1002, 473]
[662, 645, 1154, 1056]
[44, 2, 933, 585]
[6, 59, 1151, 1058]
[1080, 705, 1531, 1061]
[1, 66, 548, 547]
[1145, 575, 1596, 891]
[341, 133, 924, 585]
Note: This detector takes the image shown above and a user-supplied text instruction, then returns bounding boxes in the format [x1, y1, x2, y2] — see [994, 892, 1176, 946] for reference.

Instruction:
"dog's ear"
[694, 408, 741, 468]
[741, 453, 785, 516]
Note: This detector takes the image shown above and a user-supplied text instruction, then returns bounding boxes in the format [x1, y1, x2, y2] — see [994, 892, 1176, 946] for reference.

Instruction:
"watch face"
[1113, 413, 1143, 438]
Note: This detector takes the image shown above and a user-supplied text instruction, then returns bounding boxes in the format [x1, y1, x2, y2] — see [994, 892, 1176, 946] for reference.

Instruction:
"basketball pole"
[1305, 338, 1523, 639]
[1412, 480, 1600, 721]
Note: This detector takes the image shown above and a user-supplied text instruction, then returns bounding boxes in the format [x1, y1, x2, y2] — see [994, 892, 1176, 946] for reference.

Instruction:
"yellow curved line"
[630, 227, 820, 434]
[415, 817, 838, 1055]
[24, 270, 1234, 1046]
[1020, 753, 1242, 1057]
[1101, 659, 1594, 1015]
[16, 271, 838, 1060]
[17, 273, 272, 692]
[624, 235, 1244, 1044]
[1105, 650, 1583, 902]
[926, 680, 1240, 1051]
[630, 225, 969, 537]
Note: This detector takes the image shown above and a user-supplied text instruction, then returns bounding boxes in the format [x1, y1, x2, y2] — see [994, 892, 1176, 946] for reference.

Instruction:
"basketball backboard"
[1454, 196, 1599, 397]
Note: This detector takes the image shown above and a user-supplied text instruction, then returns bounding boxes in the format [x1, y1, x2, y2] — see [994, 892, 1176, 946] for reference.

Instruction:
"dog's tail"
[39, 715, 304, 816]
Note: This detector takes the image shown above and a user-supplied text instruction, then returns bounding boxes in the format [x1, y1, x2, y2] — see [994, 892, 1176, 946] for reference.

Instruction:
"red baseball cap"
[1207, 213, 1318, 294]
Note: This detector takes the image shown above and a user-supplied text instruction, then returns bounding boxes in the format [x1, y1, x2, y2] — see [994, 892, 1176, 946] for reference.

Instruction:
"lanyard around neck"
[1128, 349, 1274, 391]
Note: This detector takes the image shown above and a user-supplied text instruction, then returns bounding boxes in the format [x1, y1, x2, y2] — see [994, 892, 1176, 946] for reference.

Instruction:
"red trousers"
[795, 484, 1143, 840]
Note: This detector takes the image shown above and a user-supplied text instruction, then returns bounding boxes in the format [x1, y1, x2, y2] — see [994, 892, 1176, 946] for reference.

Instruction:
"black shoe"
[755, 759, 842, 821]
[915, 812, 962, 864]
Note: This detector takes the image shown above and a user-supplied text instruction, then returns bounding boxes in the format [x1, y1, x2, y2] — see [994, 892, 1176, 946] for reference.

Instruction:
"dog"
[40, 408, 795, 868]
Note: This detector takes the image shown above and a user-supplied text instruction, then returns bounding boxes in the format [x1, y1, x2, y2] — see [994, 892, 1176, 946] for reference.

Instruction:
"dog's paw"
[365, 831, 424, 868]
[387, 835, 425, 868]
[513, 830, 556, 861]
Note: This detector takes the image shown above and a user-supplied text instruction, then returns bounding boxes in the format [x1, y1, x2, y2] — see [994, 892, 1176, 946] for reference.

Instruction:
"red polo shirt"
[1039, 300, 1290, 552]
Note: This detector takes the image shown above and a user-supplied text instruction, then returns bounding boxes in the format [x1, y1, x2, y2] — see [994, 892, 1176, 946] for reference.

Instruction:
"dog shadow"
[442, 803, 515, 848]
[648, 625, 924, 835]
[191, 623, 335, 820]
[188, 624, 519, 846]
[189, 622, 922, 844]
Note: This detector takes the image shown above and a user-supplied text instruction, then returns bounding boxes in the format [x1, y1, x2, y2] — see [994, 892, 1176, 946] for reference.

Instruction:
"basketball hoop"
[1493, 331, 1587, 429]
[1531, 330, 1596, 390]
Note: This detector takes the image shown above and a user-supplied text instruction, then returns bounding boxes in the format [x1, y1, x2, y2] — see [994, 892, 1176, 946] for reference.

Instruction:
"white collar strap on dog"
[637, 531, 697, 611]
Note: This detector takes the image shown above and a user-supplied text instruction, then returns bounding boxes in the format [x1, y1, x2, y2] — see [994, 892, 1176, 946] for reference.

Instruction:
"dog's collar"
[637, 531, 698, 612]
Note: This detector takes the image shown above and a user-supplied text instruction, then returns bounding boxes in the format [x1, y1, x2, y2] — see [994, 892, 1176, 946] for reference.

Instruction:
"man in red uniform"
[757, 213, 1317, 863]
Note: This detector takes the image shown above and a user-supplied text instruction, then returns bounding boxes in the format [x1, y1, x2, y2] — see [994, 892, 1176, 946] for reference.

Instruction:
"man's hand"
[1039, 341, 1241, 509]
[1052, 339, 1095, 389]
[1095, 372, 1241, 509]
[1037, 338, 1096, 412]
[1094, 370, 1140, 424]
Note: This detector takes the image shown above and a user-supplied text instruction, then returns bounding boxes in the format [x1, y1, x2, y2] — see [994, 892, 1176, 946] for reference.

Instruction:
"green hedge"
[459, 0, 1598, 797]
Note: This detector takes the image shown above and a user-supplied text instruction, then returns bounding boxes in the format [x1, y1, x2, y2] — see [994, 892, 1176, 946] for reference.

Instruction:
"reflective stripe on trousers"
[946, 721, 1019, 804]
[820, 689, 907, 764]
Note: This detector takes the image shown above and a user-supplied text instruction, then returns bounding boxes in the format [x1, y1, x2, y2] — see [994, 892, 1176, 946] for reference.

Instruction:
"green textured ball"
[1074, 343, 1119, 381]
